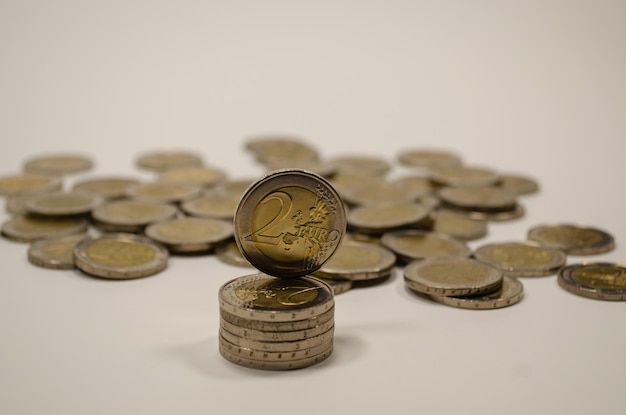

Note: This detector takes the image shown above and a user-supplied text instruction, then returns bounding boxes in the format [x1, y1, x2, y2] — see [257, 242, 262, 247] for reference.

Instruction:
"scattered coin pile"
[0, 137, 624, 366]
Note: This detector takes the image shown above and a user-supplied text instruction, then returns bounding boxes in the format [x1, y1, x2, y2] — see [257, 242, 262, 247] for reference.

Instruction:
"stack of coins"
[218, 168, 346, 370]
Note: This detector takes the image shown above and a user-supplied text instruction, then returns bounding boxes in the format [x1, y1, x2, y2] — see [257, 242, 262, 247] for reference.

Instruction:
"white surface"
[1, 1, 625, 414]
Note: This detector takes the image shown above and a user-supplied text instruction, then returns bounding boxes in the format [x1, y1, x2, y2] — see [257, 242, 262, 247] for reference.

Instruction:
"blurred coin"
[219, 339, 332, 370]
[264, 159, 336, 178]
[474, 241, 566, 277]
[0, 173, 62, 197]
[92, 200, 177, 233]
[73, 233, 168, 279]
[5, 195, 35, 216]
[135, 150, 204, 171]
[558, 262, 626, 301]
[234, 169, 346, 278]
[1, 215, 88, 242]
[24, 191, 103, 216]
[215, 239, 253, 268]
[442, 203, 525, 222]
[329, 174, 386, 200]
[431, 211, 487, 241]
[527, 223, 615, 255]
[347, 203, 431, 235]
[27, 233, 87, 269]
[341, 182, 428, 206]
[431, 166, 500, 188]
[428, 275, 524, 309]
[23, 154, 93, 176]
[159, 166, 226, 188]
[245, 136, 319, 163]
[438, 187, 517, 211]
[392, 175, 435, 194]
[397, 149, 462, 170]
[329, 155, 391, 177]
[313, 240, 396, 281]
[213, 178, 255, 197]
[219, 273, 334, 322]
[145, 217, 233, 253]
[73, 176, 140, 200]
[404, 257, 503, 296]
[125, 181, 201, 204]
[498, 174, 539, 196]
[381, 230, 472, 264]
[181, 193, 240, 220]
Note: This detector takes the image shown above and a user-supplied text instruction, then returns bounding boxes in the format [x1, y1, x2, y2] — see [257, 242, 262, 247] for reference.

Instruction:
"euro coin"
[27, 233, 87, 269]
[2, 215, 88, 242]
[135, 150, 204, 171]
[473, 241, 566, 277]
[23, 154, 93, 176]
[557, 262, 626, 301]
[145, 217, 233, 253]
[313, 240, 396, 281]
[24, 191, 103, 217]
[0, 174, 62, 197]
[428, 276, 524, 309]
[381, 230, 471, 264]
[527, 223, 615, 255]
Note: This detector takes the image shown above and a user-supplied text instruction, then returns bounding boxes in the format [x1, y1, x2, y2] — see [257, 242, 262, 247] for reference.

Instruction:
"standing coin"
[27, 233, 87, 269]
[234, 169, 346, 278]
[1, 215, 88, 242]
[474, 241, 566, 277]
[23, 154, 93, 176]
[0, 174, 62, 197]
[24, 191, 103, 216]
[527, 223, 615, 255]
[145, 217, 233, 252]
[73, 233, 169, 279]
[92, 200, 177, 233]
[381, 230, 472, 264]
[73, 176, 140, 200]
[557, 263, 626, 301]
[404, 257, 503, 296]
[135, 150, 204, 171]
[428, 276, 524, 309]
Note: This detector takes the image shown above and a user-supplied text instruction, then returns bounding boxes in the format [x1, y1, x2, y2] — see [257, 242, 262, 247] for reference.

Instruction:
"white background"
[1, 1, 625, 414]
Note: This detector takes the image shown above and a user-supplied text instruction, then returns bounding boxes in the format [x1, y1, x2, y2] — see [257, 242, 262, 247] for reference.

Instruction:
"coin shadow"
[326, 333, 368, 366]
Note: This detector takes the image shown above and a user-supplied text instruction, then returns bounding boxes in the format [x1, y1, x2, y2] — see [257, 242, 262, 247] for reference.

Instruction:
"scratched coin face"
[234, 169, 346, 278]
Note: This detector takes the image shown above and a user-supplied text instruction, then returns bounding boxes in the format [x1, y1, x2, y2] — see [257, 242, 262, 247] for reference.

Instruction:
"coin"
[5, 195, 35, 216]
[527, 224, 615, 255]
[73, 176, 140, 200]
[91, 200, 177, 233]
[24, 191, 103, 216]
[218, 333, 333, 361]
[215, 239, 253, 268]
[381, 230, 472, 264]
[438, 187, 517, 211]
[245, 136, 319, 163]
[498, 174, 539, 196]
[159, 166, 226, 188]
[404, 257, 503, 296]
[474, 241, 566, 277]
[341, 182, 428, 206]
[1, 215, 88, 242]
[27, 233, 87, 269]
[213, 178, 255, 197]
[125, 181, 201, 204]
[220, 306, 335, 332]
[219, 273, 334, 322]
[428, 276, 524, 309]
[73, 233, 169, 279]
[557, 262, 626, 301]
[329, 174, 386, 200]
[180, 193, 240, 220]
[442, 203, 525, 222]
[234, 169, 346, 278]
[313, 240, 396, 281]
[23, 154, 93, 176]
[263, 159, 336, 178]
[397, 149, 462, 170]
[329, 155, 391, 176]
[145, 217, 233, 252]
[135, 150, 204, 171]
[431, 211, 487, 241]
[0, 174, 62, 197]
[220, 317, 334, 342]
[392, 175, 435, 193]
[346, 202, 432, 235]
[430, 166, 501, 188]
[219, 325, 334, 351]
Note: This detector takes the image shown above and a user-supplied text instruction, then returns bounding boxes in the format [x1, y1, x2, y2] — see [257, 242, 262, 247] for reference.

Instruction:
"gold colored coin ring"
[527, 223, 615, 255]
[219, 325, 334, 352]
[73, 233, 169, 279]
[27, 233, 87, 269]
[557, 262, 626, 301]
[219, 317, 334, 342]
[1, 216, 89, 243]
[404, 257, 503, 296]
[219, 338, 333, 370]
[427, 276, 524, 309]
[313, 240, 396, 281]
[219, 274, 335, 322]
[473, 241, 567, 277]
[219, 306, 335, 332]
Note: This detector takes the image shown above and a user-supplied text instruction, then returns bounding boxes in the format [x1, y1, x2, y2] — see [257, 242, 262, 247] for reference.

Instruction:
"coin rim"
[427, 275, 524, 309]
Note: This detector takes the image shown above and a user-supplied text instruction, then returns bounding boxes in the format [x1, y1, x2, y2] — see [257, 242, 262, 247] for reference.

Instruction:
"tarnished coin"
[125, 181, 201, 204]
[220, 317, 334, 342]
[23, 154, 93, 176]
[73, 176, 140, 200]
[220, 306, 335, 332]
[219, 333, 333, 361]
[234, 169, 346, 278]
[219, 339, 332, 370]
[135, 150, 204, 171]
[0, 174, 62, 197]
[428, 276, 524, 309]
[341, 182, 428, 206]
[527, 224, 615, 255]
[329, 155, 391, 177]
[73, 233, 169, 279]
[397, 149, 462, 170]
[181, 193, 240, 220]
[474, 241, 566, 277]
[145, 217, 233, 252]
[219, 325, 334, 352]
[219, 273, 334, 322]
[404, 257, 503, 296]
[92, 200, 177, 233]
[215, 239, 253, 267]
[431, 211, 487, 241]
[498, 174, 539, 196]
[347, 203, 431, 235]
[159, 166, 226, 188]
[27, 233, 87, 269]
[24, 191, 103, 216]
[381, 230, 472, 264]
[1, 215, 88, 242]
[558, 262, 626, 301]
[313, 240, 396, 281]
[431, 166, 500, 188]
[438, 187, 517, 211]
[245, 136, 319, 163]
